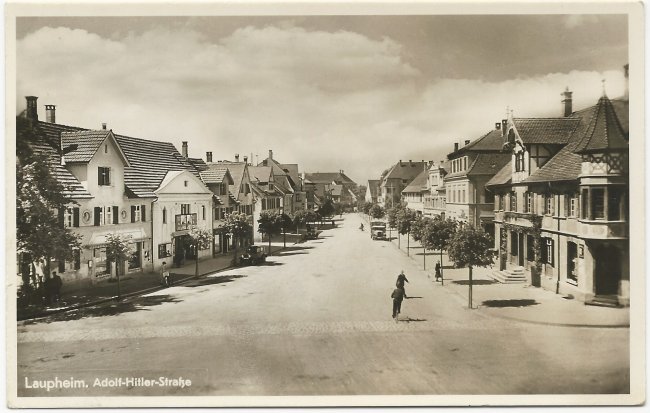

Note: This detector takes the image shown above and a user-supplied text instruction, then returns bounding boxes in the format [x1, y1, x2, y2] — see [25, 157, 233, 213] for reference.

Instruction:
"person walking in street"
[391, 287, 405, 320]
[396, 270, 409, 298]
[160, 261, 171, 287]
[435, 261, 442, 282]
[52, 271, 63, 303]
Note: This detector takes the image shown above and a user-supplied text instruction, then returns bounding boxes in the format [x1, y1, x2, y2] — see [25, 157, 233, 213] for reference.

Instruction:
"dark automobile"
[240, 245, 267, 265]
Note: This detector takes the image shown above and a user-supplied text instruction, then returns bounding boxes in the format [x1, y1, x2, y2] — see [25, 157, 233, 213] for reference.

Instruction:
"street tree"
[386, 203, 405, 241]
[319, 198, 335, 219]
[188, 226, 213, 278]
[223, 212, 252, 266]
[104, 233, 132, 299]
[258, 211, 281, 253]
[421, 217, 458, 285]
[369, 203, 385, 220]
[411, 216, 433, 269]
[447, 225, 495, 308]
[279, 212, 293, 247]
[396, 208, 419, 256]
[16, 117, 80, 293]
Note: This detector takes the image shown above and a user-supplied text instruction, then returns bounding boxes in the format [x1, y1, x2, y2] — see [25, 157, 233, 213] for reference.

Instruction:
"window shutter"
[541, 238, 547, 263]
[73, 208, 80, 227]
[141, 205, 146, 222]
[549, 239, 555, 266]
[98, 167, 102, 185]
[94, 207, 101, 226]
[113, 206, 119, 224]
[131, 206, 136, 223]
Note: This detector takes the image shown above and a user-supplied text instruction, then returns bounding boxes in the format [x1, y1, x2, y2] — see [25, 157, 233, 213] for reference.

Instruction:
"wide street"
[16, 214, 629, 396]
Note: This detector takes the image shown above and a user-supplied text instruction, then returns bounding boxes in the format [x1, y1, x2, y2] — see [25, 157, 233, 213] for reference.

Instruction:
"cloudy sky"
[16, 15, 627, 184]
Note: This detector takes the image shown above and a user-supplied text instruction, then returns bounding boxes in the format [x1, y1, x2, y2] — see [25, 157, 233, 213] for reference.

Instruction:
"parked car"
[305, 228, 319, 240]
[370, 221, 387, 240]
[240, 245, 267, 265]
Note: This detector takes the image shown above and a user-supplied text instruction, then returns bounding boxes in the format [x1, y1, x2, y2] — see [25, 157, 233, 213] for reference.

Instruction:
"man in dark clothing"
[51, 272, 63, 303]
[391, 287, 405, 319]
[435, 261, 442, 281]
[396, 271, 409, 298]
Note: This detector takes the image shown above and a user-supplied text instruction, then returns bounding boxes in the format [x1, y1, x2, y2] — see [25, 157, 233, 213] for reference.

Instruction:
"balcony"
[175, 213, 197, 231]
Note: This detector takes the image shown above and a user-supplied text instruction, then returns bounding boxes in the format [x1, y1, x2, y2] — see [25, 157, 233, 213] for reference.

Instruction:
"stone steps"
[490, 267, 528, 284]
[585, 295, 621, 308]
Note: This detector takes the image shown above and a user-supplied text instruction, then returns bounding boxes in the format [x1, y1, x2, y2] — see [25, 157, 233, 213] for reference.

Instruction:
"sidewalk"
[389, 232, 629, 328]
[17, 243, 287, 321]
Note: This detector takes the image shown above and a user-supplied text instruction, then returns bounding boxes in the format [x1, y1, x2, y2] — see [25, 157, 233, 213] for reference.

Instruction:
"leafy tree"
[410, 216, 432, 269]
[369, 204, 385, 220]
[396, 208, 419, 256]
[104, 234, 132, 299]
[279, 212, 293, 247]
[188, 226, 213, 278]
[16, 117, 80, 290]
[223, 212, 252, 265]
[447, 225, 495, 308]
[258, 211, 282, 252]
[421, 217, 458, 285]
[362, 201, 373, 216]
[292, 209, 311, 234]
[333, 202, 343, 216]
[319, 198, 335, 218]
[357, 200, 367, 214]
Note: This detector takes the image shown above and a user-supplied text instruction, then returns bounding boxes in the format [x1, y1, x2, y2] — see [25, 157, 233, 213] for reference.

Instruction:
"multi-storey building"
[444, 130, 510, 236]
[402, 167, 429, 215]
[19, 97, 213, 284]
[423, 161, 448, 218]
[258, 150, 306, 215]
[486, 81, 629, 306]
[377, 160, 428, 209]
[248, 165, 283, 242]
[365, 179, 380, 204]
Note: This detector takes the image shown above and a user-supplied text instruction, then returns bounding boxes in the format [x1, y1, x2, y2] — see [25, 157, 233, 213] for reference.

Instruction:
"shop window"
[158, 243, 171, 259]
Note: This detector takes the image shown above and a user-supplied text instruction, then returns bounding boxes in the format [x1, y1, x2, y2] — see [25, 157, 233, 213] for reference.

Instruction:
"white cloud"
[17, 25, 626, 184]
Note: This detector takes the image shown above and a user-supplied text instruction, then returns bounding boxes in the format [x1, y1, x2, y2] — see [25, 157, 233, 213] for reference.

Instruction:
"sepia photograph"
[5, 0, 645, 408]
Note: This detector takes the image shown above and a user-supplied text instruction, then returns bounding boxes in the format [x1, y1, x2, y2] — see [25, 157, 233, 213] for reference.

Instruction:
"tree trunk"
[233, 235, 238, 266]
[468, 266, 473, 309]
[440, 249, 444, 286]
[116, 259, 121, 299]
[268, 232, 272, 255]
[283, 227, 286, 248]
[423, 248, 426, 271]
[407, 232, 410, 256]
[194, 243, 199, 278]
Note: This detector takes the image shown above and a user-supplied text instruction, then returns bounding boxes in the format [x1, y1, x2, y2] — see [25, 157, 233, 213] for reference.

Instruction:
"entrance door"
[594, 244, 621, 295]
[567, 242, 578, 282]
[128, 242, 142, 270]
[518, 234, 525, 267]
[173, 236, 185, 267]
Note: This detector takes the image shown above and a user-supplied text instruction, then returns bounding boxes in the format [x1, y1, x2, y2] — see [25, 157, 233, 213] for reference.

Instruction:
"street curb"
[386, 233, 630, 329]
[17, 244, 296, 322]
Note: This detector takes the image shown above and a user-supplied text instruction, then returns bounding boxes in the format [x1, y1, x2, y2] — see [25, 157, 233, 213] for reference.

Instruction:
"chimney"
[181, 141, 188, 158]
[101, 123, 107, 130]
[454, 142, 459, 152]
[465, 139, 471, 146]
[495, 122, 501, 130]
[45, 105, 56, 123]
[25, 96, 38, 121]
[561, 87, 573, 117]
[502, 119, 507, 132]
[268, 149, 273, 160]
[409, 160, 413, 166]
[206, 151, 213, 162]
[399, 159, 402, 166]
[623, 63, 630, 100]
[243, 155, 248, 164]
[235, 153, 240, 162]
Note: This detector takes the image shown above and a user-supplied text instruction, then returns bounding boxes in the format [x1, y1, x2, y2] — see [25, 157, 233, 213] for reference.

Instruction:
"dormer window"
[515, 152, 526, 172]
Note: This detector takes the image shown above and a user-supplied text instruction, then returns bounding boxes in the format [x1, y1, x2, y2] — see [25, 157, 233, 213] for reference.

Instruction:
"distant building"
[402, 167, 430, 215]
[365, 179, 380, 204]
[378, 160, 428, 208]
[423, 161, 448, 218]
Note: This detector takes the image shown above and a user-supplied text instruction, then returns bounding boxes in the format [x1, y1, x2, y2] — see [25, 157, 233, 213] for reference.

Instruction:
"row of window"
[449, 188, 466, 204]
[63, 205, 147, 227]
[262, 197, 281, 210]
[496, 187, 626, 221]
[450, 157, 468, 174]
[510, 232, 554, 265]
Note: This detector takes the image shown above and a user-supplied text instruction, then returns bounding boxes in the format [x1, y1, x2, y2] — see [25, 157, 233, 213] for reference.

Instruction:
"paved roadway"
[16, 214, 629, 397]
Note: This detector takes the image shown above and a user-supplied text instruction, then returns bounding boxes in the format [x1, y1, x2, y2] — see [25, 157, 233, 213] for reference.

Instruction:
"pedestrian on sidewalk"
[160, 261, 171, 287]
[52, 271, 63, 303]
[396, 270, 409, 298]
[391, 287, 405, 320]
[435, 261, 442, 282]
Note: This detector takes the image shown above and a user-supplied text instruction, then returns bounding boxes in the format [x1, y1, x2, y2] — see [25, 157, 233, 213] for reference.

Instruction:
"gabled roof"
[367, 179, 380, 198]
[402, 169, 428, 193]
[60, 130, 110, 163]
[575, 95, 629, 153]
[304, 172, 356, 186]
[511, 117, 580, 145]
[449, 128, 505, 157]
[248, 166, 273, 183]
[485, 160, 512, 188]
[280, 163, 300, 188]
[523, 144, 582, 183]
[467, 153, 511, 176]
[187, 157, 209, 171]
[382, 161, 428, 182]
[199, 164, 234, 185]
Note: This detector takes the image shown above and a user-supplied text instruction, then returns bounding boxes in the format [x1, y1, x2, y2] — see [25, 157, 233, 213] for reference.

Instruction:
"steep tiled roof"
[248, 166, 272, 183]
[485, 160, 512, 187]
[187, 157, 208, 171]
[449, 128, 504, 157]
[575, 95, 629, 153]
[523, 144, 582, 183]
[467, 153, 511, 176]
[304, 172, 356, 186]
[367, 179, 380, 198]
[402, 170, 428, 193]
[383, 161, 428, 182]
[280, 163, 300, 188]
[60, 130, 111, 163]
[199, 164, 231, 184]
[512, 118, 580, 144]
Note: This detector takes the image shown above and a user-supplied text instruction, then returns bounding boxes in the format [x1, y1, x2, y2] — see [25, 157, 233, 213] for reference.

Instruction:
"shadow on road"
[21, 295, 181, 325]
[452, 280, 497, 286]
[275, 252, 308, 257]
[182, 274, 247, 287]
[405, 296, 423, 299]
[481, 299, 540, 308]
[399, 317, 427, 323]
